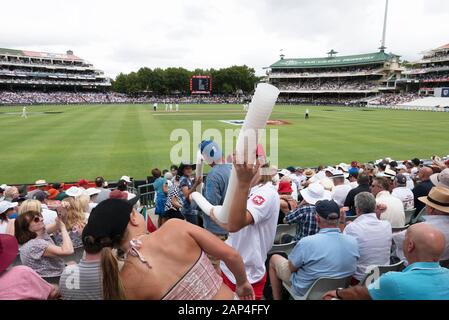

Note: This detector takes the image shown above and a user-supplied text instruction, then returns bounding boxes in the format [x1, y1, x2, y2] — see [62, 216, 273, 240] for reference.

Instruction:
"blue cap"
[315, 200, 340, 220]
[348, 167, 359, 176]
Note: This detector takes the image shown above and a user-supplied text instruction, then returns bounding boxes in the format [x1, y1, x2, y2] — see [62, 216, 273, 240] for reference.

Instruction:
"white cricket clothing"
[221, 183, 280, 284]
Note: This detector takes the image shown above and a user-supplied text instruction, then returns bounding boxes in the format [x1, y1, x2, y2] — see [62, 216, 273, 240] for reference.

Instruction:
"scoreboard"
[190, 76, 212, 94]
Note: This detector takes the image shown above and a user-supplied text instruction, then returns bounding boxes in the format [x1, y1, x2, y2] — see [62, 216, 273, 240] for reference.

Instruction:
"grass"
[0, 103, 448, 184]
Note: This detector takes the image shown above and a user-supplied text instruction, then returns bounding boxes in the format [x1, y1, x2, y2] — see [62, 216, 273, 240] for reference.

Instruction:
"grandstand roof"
[0, 48, 82, 61]
[270, 51, 397, 69]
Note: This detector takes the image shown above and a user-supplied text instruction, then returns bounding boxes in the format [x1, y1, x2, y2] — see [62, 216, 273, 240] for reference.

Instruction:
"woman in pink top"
[0, 234, 59, 300]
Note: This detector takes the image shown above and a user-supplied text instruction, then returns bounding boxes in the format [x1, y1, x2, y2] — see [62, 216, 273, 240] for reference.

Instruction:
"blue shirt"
[368, 262, 449, 300]
[288, 228, 359, 296]
[203, 164, 231, 235]
[179, 176, 194, 215]
[153, 177, 167, 194]
[284, 205, 319, 241]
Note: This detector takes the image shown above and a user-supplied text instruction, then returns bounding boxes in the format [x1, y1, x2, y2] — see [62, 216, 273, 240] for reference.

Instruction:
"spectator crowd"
[1, 147, 449, 300]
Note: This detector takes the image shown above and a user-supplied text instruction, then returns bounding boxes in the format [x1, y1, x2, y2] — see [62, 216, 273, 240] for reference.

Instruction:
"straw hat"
[418, 187, 449, 214]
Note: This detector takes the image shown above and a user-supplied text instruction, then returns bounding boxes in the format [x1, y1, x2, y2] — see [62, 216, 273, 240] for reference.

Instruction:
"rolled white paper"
[192, 83, 280, 224]
[195, 149, 204, 193]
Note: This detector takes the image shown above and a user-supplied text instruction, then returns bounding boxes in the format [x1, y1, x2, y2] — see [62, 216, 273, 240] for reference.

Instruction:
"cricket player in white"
[175, 104, 179, 112]
[169, 104, 173, 112]
[21, 106, 27, 118]
[153, 103, 157, 111]
[165, 103, 168, 112]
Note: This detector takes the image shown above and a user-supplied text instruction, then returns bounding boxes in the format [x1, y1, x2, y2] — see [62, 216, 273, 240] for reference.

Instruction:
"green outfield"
[0, 104, 448, 184]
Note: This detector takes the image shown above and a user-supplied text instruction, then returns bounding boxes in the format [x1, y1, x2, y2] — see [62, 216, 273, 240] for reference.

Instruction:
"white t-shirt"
[391, 187, 414, 211]
[332, 184, 352, 208]
[376, 191, 406, 228]
[221, 183, 280, 284]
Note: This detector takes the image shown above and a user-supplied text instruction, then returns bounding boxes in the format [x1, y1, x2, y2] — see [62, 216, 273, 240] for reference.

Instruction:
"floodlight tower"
[379, 0, 389, 52]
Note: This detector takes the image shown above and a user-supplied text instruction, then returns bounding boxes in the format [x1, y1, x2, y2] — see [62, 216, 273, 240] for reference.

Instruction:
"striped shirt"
[165, 184, 183, 212]
[59, 259, 102, 300]
[284, 204, 319, 241]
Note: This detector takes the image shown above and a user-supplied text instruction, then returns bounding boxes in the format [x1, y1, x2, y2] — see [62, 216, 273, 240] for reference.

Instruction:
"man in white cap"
[283, 183, 332, 241]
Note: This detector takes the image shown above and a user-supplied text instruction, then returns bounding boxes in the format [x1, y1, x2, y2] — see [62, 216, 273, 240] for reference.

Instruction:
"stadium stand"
[267, 50, 402, 104]
[0, 48, 110, 90]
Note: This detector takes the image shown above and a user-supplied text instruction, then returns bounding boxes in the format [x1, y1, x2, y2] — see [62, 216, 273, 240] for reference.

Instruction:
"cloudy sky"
[0, 0, 447, 78]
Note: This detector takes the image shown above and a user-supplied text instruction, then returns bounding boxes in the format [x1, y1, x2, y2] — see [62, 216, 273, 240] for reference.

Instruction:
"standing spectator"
[391, 174, 415, 211]
[211, 163, 280, 300]
[284, 183, 332, 241]
[343, 192, 392, 283]
[0, 234, 59, 300]
[15, 211, 74, 280]
[371, 177, 405, 228]
[269, 200, 359, 299]
[178, 163, 202, 225]
[413, 167, 435, 214]
[94, 177, 111, 203]
[200, 140, 231, 271]
[344, 173, 371, 215]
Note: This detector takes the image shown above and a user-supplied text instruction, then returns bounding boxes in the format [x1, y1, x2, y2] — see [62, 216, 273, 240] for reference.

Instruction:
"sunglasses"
[33, 215, 43, 223]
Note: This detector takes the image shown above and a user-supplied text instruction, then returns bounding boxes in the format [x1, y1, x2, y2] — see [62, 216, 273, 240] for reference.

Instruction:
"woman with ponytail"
[81, 198, 254, 300]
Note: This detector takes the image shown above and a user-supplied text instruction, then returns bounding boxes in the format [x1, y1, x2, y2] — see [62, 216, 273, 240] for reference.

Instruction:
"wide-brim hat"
[35, 179, 47, 187]
[300, 183, 332, 205]
[178, 163, 196, 176]
[418, 187, 449, 214]
[304, 169, 315, 178]
[430, 169, 449, 189]
[0, 234, 19, 273]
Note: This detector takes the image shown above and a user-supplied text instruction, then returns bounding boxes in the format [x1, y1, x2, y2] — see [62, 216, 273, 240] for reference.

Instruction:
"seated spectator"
[54, 183, 69, 201]
[82, 198, 254, 300]
[19, 199, 56, 227]
[85, 188, 100, 212]
[94, 177, 111, 203]
[391, 174, 415, 211]
[15, 211, 74, 280]
[163, 175, 185, 226]
[3, 186, 19, 202]
[27, 180, 47, 200]
[53, 197, 87, 248]
[331, 170, 352, 208]
[284, 183, 332, 241]
[344, 173, 371, 215]
[0, 234, 59, 300]
[323, 224, 449, 300]
[413, 167, 435, 214]
[371, 177, 405, 227]
[430, 168, 449, 190]
[343, 192, 392, 283]
[77, 179, 89, 190]
[0, 186, 4, 201]
[269, 200, 359, 299]
[59, 229, 104, 300]
[0, 201, 18, 235]
[393, 187, 449, 262]
[32, 191, 58, 225]
[278, 181, 298, 225]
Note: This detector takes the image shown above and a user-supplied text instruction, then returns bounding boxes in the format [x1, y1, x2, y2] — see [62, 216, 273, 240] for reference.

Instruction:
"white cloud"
[0, 0, 447, 78]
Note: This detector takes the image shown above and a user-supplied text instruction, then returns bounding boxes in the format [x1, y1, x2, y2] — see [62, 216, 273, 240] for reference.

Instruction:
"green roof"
[270, 51, 396, 69]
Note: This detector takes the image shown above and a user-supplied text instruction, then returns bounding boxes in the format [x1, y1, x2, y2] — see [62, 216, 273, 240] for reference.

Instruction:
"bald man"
[323, 224, 449, 300]
[413, 167, 435, 214]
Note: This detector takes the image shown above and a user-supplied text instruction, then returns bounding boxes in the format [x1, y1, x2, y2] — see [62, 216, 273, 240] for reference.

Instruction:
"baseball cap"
[78, 179, 89, 187]
[395, 174, 407, 185]
[278, 181, 293, 194]
[315, 200, 340, 220]
[32, 190, 47, 202]
[286, 166, 296, 173]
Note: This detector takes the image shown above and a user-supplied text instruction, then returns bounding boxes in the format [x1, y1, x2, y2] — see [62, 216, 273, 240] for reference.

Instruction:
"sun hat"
[304, 169, 315, 178]
[85, 188, 101, 197]
[120, 176, 132, 184]
[35, 180, 47, 187]
[330, 170, 345, 179]
[300, 183, 332, 205]
[430, 169, 449, 189]
[278, 181, 293, 194]
[0, 201, 18, 215]
[418, 187, 449, 214]
[384, 168, 397, 180]
[0, 234, 19, 273]
[65, 186, 84, 198]
[178, 162, 197, 176]
[278, 169, 291, 177]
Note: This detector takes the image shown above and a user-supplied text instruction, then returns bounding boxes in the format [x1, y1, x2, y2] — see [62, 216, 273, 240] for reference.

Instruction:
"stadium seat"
[440, 259, 449, 269]
[359, 260, 406, 287]
[410, 207, 427, 225]
[283, 276, 352, 300]
[346, 215, 358, 222]
[404, 208, 416, 225]
[268, 241, 297, 256]
[274, 224, 296, 244]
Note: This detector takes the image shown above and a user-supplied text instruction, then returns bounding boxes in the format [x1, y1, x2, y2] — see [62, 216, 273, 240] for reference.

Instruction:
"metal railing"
[137, 183, 156, 208]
